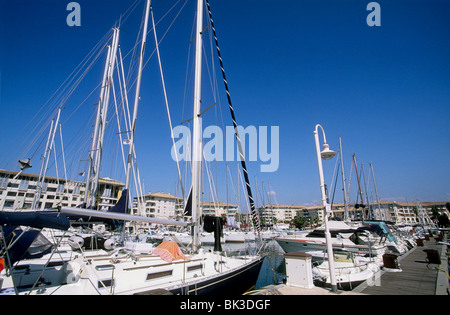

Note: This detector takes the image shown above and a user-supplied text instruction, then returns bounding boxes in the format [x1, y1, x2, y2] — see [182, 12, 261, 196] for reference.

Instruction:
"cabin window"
[187, 265, 202, 272]
[146, 270, 173, 281]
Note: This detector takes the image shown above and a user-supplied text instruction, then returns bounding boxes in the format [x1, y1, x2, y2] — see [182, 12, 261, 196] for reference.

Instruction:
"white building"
[133, 192, 239, 221]
[133, 192, 184, 221]
[0, 169, 124, 211]
[258, 204, 309, 225]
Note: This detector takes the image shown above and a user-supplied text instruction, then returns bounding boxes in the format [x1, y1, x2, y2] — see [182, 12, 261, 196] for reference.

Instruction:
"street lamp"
[314, 124, 338, 293]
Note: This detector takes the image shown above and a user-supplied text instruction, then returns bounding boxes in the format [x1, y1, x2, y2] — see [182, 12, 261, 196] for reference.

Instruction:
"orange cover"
[152, 241, 190, 263]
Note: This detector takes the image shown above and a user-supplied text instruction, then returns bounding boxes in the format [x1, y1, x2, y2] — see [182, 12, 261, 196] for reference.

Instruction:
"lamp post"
[314, 124, 338, 293]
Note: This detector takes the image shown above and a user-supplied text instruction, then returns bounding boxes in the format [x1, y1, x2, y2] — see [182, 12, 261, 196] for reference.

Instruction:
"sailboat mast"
[339, 137, 349, 221]
[191, 0, 204, 252]
[370, 163, 384, 220]
[84, 28, 120, 208]
[125, 0, 151, 196]
[32, 107, 62, 210]
[353, 154, 365, 221]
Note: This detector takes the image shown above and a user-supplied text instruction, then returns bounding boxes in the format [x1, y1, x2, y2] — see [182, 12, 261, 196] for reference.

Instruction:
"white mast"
[192, 0, 204, 252]
[370, 163, 384, 220]
[84, 28, 120, 208]
[32, 107, 62, 210]
[125, 0, 151, 194]
[339, 136, 349, 221]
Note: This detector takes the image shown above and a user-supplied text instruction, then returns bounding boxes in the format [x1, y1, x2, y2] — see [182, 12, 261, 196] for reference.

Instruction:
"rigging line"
[330, 155, 341, 208]
[59, 124, 68, 184]
[122, 0, 188, 88]
[205, 0, 261, 234]
[7, 36, 109, 166]
[226, 163, 239, 209]
[329, 149, 340, 198]
[203, 151, 219, 210]
[150, 4, 185, 199]
[1, 32, 111, 168]
[181, 15, 197, 125]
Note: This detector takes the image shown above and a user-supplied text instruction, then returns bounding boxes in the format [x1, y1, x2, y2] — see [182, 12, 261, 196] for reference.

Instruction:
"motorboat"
[276, 221, 386, 261]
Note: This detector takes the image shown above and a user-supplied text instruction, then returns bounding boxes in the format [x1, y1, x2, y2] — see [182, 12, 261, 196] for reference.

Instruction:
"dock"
[354, 239, 448, 295]
[254, 239, 449, 295]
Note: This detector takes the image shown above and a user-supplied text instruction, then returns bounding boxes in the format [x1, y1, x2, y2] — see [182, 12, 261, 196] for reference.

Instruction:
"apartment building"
[133, 192, 240, 221]
[0, 169, 125, 211]
[258, 204, 311, 225]
[201, 201, 239, 218]
[259, 200, 450, 226]
[133, 192, 184, 220]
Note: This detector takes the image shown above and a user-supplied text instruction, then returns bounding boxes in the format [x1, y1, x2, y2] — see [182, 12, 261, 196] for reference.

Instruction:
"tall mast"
[353, 154, 365, 221]
[339, 137, 349, 221]
[361, 164, 371, 219]
[191, 0, 204, 252]
[85, 28, 120, 208]
[125, 0, 151, 199]
[33, 107, 62, 210]
[370, 163, 384, 220]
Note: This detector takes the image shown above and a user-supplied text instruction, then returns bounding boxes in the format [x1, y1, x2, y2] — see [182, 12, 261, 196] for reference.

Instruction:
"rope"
[205, 0, 261, 235]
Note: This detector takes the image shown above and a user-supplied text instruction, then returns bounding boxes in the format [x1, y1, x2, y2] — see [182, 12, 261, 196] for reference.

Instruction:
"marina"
[1, 0, 450, 298]
[253, 237, 449, 295]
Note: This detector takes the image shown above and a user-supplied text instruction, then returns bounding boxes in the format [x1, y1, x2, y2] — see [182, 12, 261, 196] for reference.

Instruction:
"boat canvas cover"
[152, 241, 190, 263]
[0, 211, 70, 230]
[1, 227, 53, 265]
[365, 221, 398, 243]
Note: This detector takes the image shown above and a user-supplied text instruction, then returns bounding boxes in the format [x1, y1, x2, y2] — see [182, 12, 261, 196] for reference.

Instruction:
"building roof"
[141, 192, 183, 200]
[201, 201, 238, 208]
[0, 169, 125, 187]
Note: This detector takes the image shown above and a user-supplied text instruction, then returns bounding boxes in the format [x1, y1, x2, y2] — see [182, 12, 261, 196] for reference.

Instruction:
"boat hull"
[169, 256, 264, 295]
[276, 237, 385, 259]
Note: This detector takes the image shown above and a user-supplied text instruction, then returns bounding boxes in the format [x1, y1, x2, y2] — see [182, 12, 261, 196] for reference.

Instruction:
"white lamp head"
[321, 143, 337, 160]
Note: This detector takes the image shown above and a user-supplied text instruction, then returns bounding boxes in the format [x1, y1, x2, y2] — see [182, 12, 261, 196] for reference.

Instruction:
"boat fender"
[104, 238, 117, 251]
[68, 236, 84, 251]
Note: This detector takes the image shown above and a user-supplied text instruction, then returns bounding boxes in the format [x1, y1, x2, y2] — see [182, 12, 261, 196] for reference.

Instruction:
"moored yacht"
[275, 220, 386, 261]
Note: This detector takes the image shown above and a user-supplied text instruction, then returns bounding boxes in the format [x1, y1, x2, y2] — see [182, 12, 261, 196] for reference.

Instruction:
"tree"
[431, 206, 440, 224]
[438, 214, 450, 228]
[292, 215, 306, 230]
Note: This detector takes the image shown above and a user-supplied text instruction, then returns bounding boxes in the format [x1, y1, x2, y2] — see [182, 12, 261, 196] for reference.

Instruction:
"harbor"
[253, 235, 449, 296]
[1, 0, 450, 298]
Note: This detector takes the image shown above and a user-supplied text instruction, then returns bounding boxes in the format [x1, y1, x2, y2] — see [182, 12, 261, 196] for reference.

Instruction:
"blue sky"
[1, 0, 449, 208]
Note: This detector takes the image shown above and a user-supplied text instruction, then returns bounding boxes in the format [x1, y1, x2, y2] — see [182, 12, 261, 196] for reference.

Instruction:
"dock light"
[313, 124, 338, 293]
[320, 143, 337, 160]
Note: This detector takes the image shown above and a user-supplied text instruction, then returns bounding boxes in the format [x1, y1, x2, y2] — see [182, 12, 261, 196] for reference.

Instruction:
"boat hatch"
[95, 264, 115, 271]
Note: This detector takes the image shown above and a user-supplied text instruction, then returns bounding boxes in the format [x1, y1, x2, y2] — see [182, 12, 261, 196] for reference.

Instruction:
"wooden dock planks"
[357, 241, 443, 295]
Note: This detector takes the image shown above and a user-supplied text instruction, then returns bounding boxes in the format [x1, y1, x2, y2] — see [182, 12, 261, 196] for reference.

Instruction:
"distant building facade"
[132, 192, 239, 221]
[0, 169, 124, 211]
[259, 200, 450, 226]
